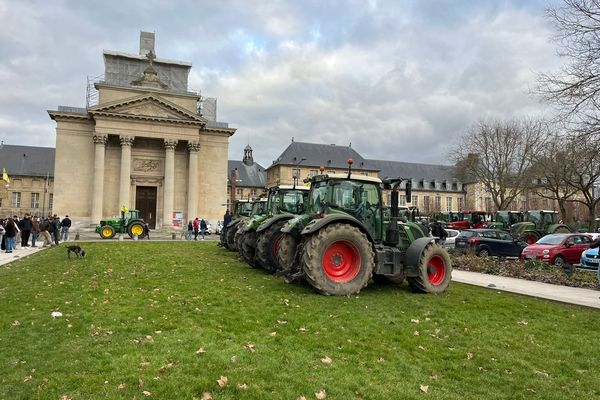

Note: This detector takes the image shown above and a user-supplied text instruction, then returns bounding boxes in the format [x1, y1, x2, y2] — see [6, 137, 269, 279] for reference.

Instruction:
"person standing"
[0, 219, 5, 250]
[51, 215, 61, 245]
[4, 218, 17, 253]
[20, 214, 32, 247]
[193, 217, 199, 240]
[31, 216, 40, 247]
[187, 220, 193, 240]
[222, 209, 232, 241]
[60, 215, 72, 242]
[200, 219, 207, 240]
[40, 217, 53, 247]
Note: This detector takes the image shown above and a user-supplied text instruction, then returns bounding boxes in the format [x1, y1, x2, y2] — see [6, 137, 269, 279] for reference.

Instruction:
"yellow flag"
[2, 168, 9, 183]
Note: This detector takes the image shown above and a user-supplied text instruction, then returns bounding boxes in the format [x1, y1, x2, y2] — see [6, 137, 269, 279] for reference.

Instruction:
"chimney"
[140, 31, 155, 56]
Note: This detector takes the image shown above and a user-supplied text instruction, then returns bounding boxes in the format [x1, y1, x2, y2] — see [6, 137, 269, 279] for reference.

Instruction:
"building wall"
[266, 164, 378, 187]
[0, 176, 54, 218]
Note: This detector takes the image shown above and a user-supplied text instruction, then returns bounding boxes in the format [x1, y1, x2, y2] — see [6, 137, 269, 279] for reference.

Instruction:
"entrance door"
[135, 186, 157, 229]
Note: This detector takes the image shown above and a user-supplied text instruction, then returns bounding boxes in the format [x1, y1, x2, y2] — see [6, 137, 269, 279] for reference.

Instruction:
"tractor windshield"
[310, 181, 328, 213]
[236, 202, 253, 217]
[279, 190, 306, 214]
[251, 201, 267, 216]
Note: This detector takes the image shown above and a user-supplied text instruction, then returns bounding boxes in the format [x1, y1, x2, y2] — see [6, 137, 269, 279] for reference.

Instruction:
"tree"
[452, 119, 547, 211]
[537, 0, 600, 135]
[529, 133, 580, 222]
[561, 135, 600, 230]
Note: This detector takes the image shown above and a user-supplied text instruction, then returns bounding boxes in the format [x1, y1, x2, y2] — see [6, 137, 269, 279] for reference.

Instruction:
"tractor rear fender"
[548, 223, 571, 233]
[404, 237, 436, 278]
[227, 219, 242, 229]
[256, 214, 294, 234]
[300, 214, 375, 243]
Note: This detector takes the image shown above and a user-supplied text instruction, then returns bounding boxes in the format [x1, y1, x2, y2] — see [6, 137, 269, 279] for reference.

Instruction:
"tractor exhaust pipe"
[385, 180, 405, 247]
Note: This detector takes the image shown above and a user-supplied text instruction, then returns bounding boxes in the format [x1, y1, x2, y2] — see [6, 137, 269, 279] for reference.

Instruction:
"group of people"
[0, 214, 72, 253]
[187, 217, 209, 240]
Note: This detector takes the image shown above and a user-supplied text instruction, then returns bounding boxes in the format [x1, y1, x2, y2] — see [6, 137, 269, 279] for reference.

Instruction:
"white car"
[443, 229, 460, 248]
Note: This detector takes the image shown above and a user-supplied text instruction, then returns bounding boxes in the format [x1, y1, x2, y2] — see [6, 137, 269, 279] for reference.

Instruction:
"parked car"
[520, 233, 593, 268]
[580, 246, 600, 270]
[443, 229, 460, 248]
[454, 228, 527, 257]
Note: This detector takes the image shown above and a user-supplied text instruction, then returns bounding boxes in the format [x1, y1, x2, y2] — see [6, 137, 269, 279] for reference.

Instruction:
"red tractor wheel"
[408, 243, 452, 294]
[256, 220, 288, 273]
[301, 223, 374, 296]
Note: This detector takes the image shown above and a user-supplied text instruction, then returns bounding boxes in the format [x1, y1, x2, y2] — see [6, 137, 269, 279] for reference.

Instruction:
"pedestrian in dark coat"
[51, 215, 61, 245]
[4, 219, 17, 253]
[200, 219, 208, 240]
[20, 214, 32, 247]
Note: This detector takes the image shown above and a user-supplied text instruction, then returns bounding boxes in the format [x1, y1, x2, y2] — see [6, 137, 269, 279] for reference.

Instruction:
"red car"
[520, 233, 593, 268]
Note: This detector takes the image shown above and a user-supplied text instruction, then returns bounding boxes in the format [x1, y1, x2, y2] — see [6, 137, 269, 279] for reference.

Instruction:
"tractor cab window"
[251, 202, 267, 216]
[268, 191, 282, 214]
[280, 191, 305, 214]
[330, 180, 382, 237]
[237, 202, 253, 217]
[310, 181, 328, 213]
[542, 212, 557, 225]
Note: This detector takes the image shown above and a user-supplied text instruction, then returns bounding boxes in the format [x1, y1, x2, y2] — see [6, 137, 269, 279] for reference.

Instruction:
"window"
[31, 192, 40, 208]
[236, 188, 243, 195]
[542, 199, 549, 209]
[309, 169, 319, 177]
[412, 195, 418, 207]
[485, 197, 492, 212]
[48, 193, 53, 211]
[457, 197, 464, 211]
[498, 231, 512, 241]
[418, 180, 424, 189]
[423, 196, 430, 213]
[399, 195, 406, 206]
[227, 187, 230, 194]
[12, 192, 21, 208]
[251, 188, 257, 196]
[434, 196, 441, 211]
[446, 197, 452, 211]
[292, 168, 300, 178]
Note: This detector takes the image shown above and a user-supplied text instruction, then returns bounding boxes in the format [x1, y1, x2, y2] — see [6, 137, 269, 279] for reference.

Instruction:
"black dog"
[66, 245, 86, 259]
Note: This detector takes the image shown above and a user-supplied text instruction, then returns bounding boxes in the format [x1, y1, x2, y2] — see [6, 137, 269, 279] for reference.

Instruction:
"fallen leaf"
[117, 383, 126, 389]
[518, 320, 529, 325]
[315, 389, 327, 399]
[230, 355, 238, 363]
[411, 319, 420, 324]
[23, 375, 32, 382]
[418, 346, 426, 351]
[377, 357, 385, 363]
[237, 383, 248, 390]
[142, 390, 152, 396]
[430, 374, 438, 380]
[217, 376, 228, 387]
[51, 311, 63, 318]
[139, 361, 150, 368]
[201, 392, 213, 400]
[321, 356, 332, 364]
[414, 331, 420, 336]
[12, 320, 20, 326]
[269, 331, 277, 336]
[277, 320, 287, 324]
[535, 370, 549, 378]
[466, 352, 473, 360]
[297, 397, 307, 400]
[196, 348, 206, 355]
[244, 343, 256, 352]
[59, 396, 72, 400]
[420, 384, 429, 393]
[298, 327, 307, 332]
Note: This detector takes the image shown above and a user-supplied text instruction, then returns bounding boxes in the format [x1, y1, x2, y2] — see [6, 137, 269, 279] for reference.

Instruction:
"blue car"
[580, 246, 600, 270]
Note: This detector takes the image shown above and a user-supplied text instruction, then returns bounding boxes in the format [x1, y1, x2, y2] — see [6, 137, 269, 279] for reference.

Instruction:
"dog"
[66, 245, 86, 259]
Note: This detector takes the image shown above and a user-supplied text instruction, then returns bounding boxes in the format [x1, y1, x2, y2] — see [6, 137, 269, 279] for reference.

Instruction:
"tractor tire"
[301, 223, 374, 296]
[226, 223, 239, 251]
[234, 229, 245, 256]
[520, 231, 540, 245]
[256, 220, 287, 273]
[99, 225, 116, 239]
[277, 233, 299, 274]
[127, 221, 145, 238]
[241, 230, 259, 268]
[407, 243, 452, 294]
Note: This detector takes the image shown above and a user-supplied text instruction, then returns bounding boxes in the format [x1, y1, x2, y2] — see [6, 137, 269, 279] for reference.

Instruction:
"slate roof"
[0, 145, 55, 178]
[268, 141, 379, 171]
[366, 159, 459, 183]
[228, 160, 266, 188]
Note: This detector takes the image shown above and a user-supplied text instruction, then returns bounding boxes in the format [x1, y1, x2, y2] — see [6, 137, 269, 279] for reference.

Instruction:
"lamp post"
[292, 157, 307, 188]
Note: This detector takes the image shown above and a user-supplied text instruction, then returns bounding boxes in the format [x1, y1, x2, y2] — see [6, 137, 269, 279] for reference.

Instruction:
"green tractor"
[275, 161, 452, 296]
[488, 210, 523, 231]
[95, 209, 146, 239]
[510, 210, 571, 244]
[221, 199, 254, 250]
[229, 199, 268, 251]
[234, 185, 311, 271]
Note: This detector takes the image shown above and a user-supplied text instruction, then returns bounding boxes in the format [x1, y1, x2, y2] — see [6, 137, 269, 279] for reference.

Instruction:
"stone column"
[162, 139, 178, 228]
[187, 141, 200, 220]
[90, 134, 108, 224]
[119, 136, 134, 209]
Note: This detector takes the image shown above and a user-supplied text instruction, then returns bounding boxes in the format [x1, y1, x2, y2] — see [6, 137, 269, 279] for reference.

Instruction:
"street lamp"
[292, 157, 307, 188]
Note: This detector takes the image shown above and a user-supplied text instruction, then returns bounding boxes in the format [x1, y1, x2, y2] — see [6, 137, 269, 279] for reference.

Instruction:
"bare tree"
[537, 0, 600, 135]
[529, 133, 580, 222]
[452, 119, 547, 211]
[561, 135, 600, 230]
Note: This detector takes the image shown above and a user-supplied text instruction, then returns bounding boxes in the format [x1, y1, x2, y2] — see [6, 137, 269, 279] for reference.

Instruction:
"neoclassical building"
[48, 32, 235, 228]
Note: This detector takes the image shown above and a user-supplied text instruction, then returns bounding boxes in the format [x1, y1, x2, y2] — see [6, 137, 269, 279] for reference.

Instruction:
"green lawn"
[1, 242, 599, 400]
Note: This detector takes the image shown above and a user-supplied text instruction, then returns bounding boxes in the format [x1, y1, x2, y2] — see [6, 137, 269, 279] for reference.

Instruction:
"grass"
[1, 242, 599, 400]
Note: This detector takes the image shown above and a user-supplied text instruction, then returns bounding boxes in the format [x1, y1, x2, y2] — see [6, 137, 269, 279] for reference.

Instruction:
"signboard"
[172, 211, 184, 228]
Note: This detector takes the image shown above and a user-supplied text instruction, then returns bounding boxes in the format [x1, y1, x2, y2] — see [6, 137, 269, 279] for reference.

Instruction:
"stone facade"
[48, 33, 235, 228]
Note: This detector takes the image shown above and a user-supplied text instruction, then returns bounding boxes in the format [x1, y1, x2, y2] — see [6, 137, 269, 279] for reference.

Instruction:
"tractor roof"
[273, 185, 310, 191]
[324, 173, 382, 184]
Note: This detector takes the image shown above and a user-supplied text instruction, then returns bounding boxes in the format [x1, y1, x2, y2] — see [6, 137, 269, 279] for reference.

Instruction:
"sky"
[0, 0, 564, 168]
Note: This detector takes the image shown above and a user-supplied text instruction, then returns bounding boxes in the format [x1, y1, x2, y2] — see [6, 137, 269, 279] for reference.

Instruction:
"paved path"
[452, 270, 600, 309]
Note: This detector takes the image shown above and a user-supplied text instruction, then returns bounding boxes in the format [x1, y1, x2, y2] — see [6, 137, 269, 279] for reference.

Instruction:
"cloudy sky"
[0, 0, 563, 168]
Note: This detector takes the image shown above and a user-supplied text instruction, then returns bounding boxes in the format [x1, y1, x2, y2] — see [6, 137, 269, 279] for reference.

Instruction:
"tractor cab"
[447, 210, 487, 230]
[489, 210, 523, 230]
[510, 210, 571, 244]
[234, 200, 254, 218]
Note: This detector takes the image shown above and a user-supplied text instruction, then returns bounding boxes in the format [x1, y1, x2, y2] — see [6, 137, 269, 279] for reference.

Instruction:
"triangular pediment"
[89, 94, 206, 124]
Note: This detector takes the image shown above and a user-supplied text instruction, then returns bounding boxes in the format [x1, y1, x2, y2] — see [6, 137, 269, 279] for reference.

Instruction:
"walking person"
[40, 218, 53, 247]
[60, 215, 72, 242]
[200, 219, 207, 240]
[4, 218, 17, 253]
[13, 216, 21, 249]
[19, 214, 32, 247]
[31, 216, 40, 247]
[222, 209, 232, 242]
[193, 217, 199, 240]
